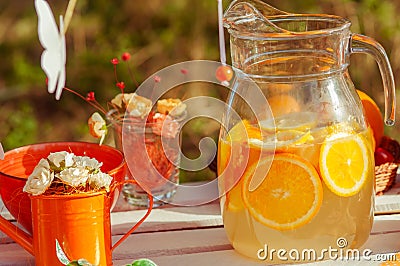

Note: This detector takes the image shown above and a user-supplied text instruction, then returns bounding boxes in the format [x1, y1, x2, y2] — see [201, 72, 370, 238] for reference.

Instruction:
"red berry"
[116, 81, 125, 90]
[122, 52, 131, 61]
[374, 147, 395, 165]
[111, 58, 119, 65]
[216, 65, 233, 82]
[86, 91, 95, 101]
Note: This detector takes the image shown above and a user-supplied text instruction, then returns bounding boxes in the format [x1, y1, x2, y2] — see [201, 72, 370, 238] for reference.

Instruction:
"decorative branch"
[63, 0, 77, 34]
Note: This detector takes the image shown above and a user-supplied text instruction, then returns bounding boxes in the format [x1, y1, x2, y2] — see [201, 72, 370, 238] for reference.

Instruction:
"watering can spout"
[0, 215, 33, 255]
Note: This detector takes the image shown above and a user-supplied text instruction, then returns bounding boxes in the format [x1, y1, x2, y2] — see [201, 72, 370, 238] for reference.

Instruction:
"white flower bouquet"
[23, 151, 113, 196]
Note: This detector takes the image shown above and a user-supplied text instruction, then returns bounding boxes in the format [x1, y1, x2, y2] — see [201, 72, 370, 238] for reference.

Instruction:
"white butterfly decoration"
[35, 0, 66, 100]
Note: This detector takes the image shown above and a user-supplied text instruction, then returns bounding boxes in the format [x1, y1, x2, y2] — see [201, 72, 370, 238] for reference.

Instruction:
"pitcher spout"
[0, 215, 33, 255]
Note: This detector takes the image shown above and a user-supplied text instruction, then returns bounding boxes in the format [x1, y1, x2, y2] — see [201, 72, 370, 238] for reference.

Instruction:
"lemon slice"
[319, 132, 370, 197]
[226, 120, 262, 142]
[242, 153, 323, 231]
[259, 112, 317, 133]
[248, 130, 313, 152]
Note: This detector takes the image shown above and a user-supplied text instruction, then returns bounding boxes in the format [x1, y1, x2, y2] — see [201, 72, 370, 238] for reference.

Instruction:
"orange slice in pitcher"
[242, 153, 323, 231]
[226, 119, 262, 142]
[319, 132, 369, 197]
[225, 179, 245, 212]
[248, 129, 313, 152]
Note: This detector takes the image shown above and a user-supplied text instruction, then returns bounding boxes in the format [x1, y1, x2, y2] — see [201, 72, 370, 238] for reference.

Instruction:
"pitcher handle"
[111, 179, 153, 251]
[351, 33, 396, 126]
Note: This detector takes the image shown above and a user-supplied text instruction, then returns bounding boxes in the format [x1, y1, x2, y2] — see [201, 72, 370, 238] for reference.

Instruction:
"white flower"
[111, 93, 133, 108]
[74, 156, 103, 170]
[126, 93, 152, 118]
[157, 98, 187, 117]
[23, 158, 54, 195]
[58, 166, 90, 187]
[88, 112, 107, 145]
[88, 172, 112, 191]
[47, 151, 73, 168]
[111, 93, 152, 118]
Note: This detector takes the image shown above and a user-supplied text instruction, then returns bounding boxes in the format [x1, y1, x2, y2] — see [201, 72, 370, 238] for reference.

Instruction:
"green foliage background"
[0, 0, 399, 182]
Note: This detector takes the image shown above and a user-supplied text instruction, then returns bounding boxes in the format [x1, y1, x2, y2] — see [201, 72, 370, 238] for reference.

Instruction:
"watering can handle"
[0, 214, 33, 254]
[351, 33, 396, 126]
[110, 179, 154, 251]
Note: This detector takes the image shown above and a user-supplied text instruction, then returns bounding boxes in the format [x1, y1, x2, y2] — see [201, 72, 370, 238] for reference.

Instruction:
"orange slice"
[225, 179, 245, 212]
[248, 130, 313, 152]
[242, 153, 323, 231]
[226, 120, 262, 142]
[220, 120, 262, 210]
[319, 132, 370, 197]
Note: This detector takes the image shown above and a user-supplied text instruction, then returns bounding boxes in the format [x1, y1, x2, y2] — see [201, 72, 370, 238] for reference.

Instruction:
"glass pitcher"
[218, 0, 396, 263]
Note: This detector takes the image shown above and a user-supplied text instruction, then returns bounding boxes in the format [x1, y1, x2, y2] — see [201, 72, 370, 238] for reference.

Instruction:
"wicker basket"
[374, 136, 400, 195]
[375, 162, 398, 195]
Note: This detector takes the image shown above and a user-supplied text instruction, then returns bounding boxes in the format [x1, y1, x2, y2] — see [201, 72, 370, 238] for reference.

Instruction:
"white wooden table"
[1, 181, 400, 266]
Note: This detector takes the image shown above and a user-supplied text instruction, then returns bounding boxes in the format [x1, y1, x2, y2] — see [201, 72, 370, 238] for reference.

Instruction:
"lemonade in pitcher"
[218, 114, 375, 262]
[218, 0, 396, 263]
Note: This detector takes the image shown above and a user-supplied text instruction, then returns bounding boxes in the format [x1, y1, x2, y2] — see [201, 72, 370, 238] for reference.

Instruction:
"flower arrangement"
[65, 52, 187, 145]
[23, 151, 112, 195]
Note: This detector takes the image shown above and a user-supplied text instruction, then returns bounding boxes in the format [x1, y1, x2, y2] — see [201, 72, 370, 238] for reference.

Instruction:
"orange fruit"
[319, 132, 370, 197]
[268, 94, 300, 117]
[357, 89, 384, 147]
[225, 179, 245, 212]
[242, 153, 323, 231]
[226, 120, 262, 142]
[220, 120, 263, 210]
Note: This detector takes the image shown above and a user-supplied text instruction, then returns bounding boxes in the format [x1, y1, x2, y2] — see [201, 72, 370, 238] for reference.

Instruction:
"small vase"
[106, 109, 182, 207]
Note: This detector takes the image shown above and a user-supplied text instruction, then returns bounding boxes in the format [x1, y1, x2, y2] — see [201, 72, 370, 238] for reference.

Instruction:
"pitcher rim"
[224, 14, 351, 40]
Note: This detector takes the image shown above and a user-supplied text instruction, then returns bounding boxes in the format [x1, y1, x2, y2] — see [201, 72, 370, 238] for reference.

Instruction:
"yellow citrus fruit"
[220, 120, 263, 209]
[357, 89, 384, 147]
[319, 132, 369, 197]
[242, 153, 323, 231]
[259, 112, 318, 133]
[248, 130, 313, 152]
[225, 180, 245, 212]
[268, 94, 300, 117]
[226, 120, 262, 142]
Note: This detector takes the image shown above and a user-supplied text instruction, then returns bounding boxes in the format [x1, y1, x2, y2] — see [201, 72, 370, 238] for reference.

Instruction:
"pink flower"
[154, 75, 161, 83]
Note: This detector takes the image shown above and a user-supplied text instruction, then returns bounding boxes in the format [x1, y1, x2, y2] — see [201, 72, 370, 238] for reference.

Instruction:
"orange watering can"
[0, 179, 153, 266]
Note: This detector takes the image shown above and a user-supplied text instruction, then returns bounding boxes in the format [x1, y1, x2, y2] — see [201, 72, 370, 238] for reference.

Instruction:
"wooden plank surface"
[1, 185, 400, 266]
